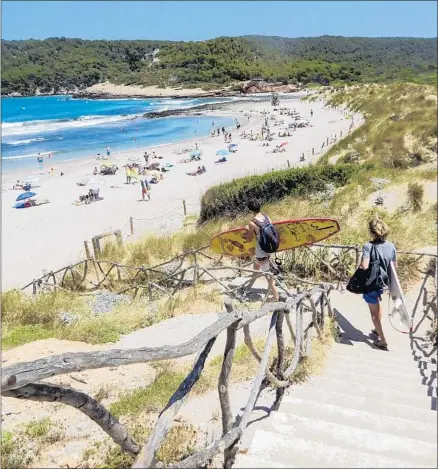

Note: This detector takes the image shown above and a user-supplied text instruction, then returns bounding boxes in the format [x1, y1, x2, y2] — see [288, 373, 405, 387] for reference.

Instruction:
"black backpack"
[253, 215, 280, 254]
[346, 244, 389, 294]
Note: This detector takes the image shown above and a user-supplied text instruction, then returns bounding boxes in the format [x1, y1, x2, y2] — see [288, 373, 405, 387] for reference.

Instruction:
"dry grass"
[1, 431, 33, 469]
[319, 83, 437, 168]
[95, 420, 198, 468]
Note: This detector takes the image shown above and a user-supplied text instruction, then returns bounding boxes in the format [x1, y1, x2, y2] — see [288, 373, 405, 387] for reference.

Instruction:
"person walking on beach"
[358, 219, 397, 351]
[105, 146, 111, 159]
[140, 178, 150, 201]
[217, 128, 220, 137]
[243, 199, 279, 302]
[144, 152, 149, 166]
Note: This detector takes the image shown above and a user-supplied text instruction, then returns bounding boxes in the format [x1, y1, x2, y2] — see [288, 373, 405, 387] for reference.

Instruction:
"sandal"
[371, 329, 379, 336]
[373, 340, 388, 351]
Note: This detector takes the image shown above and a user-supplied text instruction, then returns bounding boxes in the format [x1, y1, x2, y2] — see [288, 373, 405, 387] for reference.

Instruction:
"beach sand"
[2, 94, 363, 291]
[82, 82, 228, 97]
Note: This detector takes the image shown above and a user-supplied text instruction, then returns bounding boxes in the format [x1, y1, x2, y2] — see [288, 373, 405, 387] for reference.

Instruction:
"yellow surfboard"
[211, 218, 340, 257]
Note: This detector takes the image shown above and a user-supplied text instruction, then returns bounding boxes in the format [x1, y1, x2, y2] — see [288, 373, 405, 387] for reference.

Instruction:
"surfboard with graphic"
[210, 218, 341, 257]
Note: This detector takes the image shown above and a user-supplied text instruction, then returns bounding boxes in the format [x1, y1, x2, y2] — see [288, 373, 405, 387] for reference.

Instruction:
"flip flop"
[373, 340, 389, 351]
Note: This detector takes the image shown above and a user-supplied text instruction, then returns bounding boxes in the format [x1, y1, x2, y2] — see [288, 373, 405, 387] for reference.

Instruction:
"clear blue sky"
[2, 1, 437, 41]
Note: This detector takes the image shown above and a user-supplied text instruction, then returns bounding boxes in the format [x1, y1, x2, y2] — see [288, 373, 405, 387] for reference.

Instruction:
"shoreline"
[2, 94, 363, 291]
[2, 95, 301, 177]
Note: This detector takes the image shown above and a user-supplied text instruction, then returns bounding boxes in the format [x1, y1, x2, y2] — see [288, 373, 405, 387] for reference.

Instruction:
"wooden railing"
[2, 283, 333, 468]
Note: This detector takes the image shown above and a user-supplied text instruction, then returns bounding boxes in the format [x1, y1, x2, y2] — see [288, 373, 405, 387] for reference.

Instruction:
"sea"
[1, 95, 239, 173]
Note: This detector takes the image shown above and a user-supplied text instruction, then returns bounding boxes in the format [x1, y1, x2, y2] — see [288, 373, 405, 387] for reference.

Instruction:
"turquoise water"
[2, 95, 237, 172]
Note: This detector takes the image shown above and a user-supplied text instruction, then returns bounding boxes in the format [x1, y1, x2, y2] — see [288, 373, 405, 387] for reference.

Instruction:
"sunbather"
[215, 156, 228, 164]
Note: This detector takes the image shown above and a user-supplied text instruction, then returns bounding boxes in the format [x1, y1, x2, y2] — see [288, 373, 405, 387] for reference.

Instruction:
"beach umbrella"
[216, 149, 230, 156]
[279, 142, 288, 147]
[228, 144, 238, 149]
[16, 191, 36, 202]
[189, 150, 202, 158]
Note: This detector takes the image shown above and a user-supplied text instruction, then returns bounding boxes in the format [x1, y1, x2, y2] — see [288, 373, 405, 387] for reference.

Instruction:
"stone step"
[280, 397, 437, 444]
[233, 454, 291, 468]
[246, 429, 429, 468]
[326, 352, 437, 378]
[264, 411, 437, 466]
[286, 386, 437, 423]
[320, 368, 435, 395]
[329, 343, 416, 363]
[308, 375, 433, 409]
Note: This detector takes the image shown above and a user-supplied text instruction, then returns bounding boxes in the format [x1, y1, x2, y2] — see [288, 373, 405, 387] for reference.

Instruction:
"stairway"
[233, 290, 437, 468]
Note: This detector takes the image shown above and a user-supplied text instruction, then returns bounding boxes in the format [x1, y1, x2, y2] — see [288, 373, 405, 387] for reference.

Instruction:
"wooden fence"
[2, 283, 333, 468]
[5, 243, 437, 468]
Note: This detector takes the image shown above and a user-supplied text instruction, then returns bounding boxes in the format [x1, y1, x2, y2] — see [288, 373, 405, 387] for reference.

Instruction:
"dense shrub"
[199, 163, 368, 222]
[407, 182, 424, 212]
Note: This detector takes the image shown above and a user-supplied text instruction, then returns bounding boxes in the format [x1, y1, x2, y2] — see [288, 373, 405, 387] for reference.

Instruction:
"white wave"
[5, 137, 47, 146]
[1, 97, 239, 138]
[2, 114, 144, 137]
[2, 151, 57, 160]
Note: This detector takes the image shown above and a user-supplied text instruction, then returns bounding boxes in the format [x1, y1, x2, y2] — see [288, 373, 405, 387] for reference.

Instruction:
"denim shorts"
[363, 289, 384, 304]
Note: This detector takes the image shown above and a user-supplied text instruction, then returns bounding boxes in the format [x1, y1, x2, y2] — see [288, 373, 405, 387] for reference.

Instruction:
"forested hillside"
[2, 35, 436, 95]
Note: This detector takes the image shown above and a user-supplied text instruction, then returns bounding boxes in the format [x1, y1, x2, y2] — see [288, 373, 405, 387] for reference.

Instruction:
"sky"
[2, 1, 437, 41]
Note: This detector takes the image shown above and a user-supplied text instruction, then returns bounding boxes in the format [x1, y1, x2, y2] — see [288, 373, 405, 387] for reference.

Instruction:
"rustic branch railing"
[6, 242, 437, 468]
[2, 285, 332, 468]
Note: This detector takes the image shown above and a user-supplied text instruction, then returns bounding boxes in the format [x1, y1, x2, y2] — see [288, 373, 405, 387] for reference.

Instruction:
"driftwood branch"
[3, 382, 139, 455]
[167, 427, 241, 469]
[284, 305, 304, 379]
[219, 301, 238, 469]
[274, 310, 286, 408]
[3, 295, 323, 392]
[243, 324, 288, 388]
[132, 338, 216, 468]
[239, 312, 278, 431]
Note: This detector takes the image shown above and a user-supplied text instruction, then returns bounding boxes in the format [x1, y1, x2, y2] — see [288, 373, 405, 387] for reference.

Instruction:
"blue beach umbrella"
[216, 149, 230, 156]
[16, 191, 36, 202]
[189, 150, 201, 158]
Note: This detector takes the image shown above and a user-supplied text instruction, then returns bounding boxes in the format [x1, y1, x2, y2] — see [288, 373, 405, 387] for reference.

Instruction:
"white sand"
[83, 82, 227, 97]
[2, 94, 363, 290]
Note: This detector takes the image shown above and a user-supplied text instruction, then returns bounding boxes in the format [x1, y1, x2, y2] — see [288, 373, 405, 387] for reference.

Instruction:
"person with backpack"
[355, 218, 397, 351]
[243, 199, 280, 302]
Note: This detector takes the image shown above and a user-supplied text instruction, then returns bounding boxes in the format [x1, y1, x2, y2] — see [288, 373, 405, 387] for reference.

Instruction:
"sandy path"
[2, 95, 362, 290]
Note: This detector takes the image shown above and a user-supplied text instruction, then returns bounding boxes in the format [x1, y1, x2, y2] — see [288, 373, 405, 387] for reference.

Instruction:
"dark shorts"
[363, 289, 384, 304]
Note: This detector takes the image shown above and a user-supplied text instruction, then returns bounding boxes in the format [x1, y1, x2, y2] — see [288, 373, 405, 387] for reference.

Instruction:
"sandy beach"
[2, 93, 363, 291]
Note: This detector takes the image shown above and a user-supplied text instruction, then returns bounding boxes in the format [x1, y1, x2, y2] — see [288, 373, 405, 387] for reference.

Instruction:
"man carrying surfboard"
[358, 219, 397, 351]
[243, 199, 280, 302]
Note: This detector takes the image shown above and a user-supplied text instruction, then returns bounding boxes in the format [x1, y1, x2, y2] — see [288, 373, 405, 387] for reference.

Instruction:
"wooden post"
[93, 259, 101, 283]
[130, 217, 134, 236]
[287, 160, 290, 168]
[340, 130, 343, 138]
[115, 230, 123, 248]
[326, 136, 329, 146]
[274, 311, 285, 410]
[84, 241, 91, 260]
[92, 236, 101, 259]
[312, 148, 314, 155]
[182, 200, 187, 216]
[221, 301, 238, 468]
